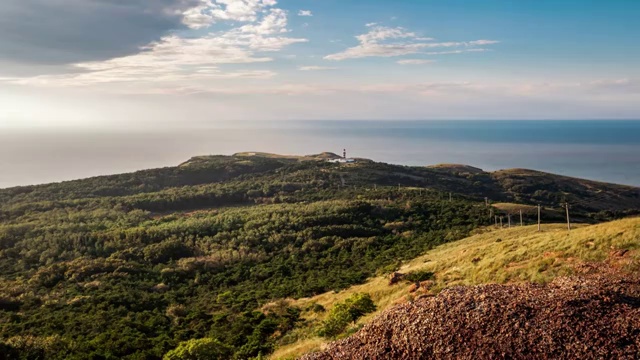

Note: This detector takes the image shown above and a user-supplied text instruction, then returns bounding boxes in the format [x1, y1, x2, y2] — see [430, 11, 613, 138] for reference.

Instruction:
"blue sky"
[1, 0, 639, 128]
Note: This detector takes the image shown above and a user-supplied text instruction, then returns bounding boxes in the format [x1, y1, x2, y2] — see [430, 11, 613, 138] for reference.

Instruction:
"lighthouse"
[328, 149, 355, 163]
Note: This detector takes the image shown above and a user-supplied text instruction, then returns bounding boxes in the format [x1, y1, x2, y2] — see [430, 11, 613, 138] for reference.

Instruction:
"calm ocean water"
[1, 120, 639, 188]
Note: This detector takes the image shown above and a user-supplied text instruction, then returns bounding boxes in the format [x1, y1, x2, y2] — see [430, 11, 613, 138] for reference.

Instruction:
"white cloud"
[397, 59, 436, 65]
[355, 26, 417, 44]
[182, 0, 280, 29]
[222, 8, 307, 51]
[2, 34, 279, 87]
[325, 25, 498, 61]
[365, 22, 377, 27]
[469, 40, 500, 46]
[210, 0, 278, 22]
[182, 1, 216, 29]
[2, 2, 306, 88]
[298, 10, 313, 16]
[298, 66, 337, 71]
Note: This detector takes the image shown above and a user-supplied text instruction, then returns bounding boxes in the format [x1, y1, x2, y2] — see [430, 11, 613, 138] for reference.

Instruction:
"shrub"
[404, 270, 435, 283]
[318, 293, 376, 338]
[310, 303, 326, 313]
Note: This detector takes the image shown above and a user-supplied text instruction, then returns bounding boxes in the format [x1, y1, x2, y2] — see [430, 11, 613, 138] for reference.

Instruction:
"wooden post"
[449, 193, 452, 202]
[537, 204, 541, 232]
[565, 202, 571, 231]
[519, 209, 523, 226]
[499, 216, 503, 228]
[508, 214, 511, 228]
[494, 215, 498, 227]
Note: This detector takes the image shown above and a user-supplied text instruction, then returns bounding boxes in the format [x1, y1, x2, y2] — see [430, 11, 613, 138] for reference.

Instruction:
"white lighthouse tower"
[328, 149, 355, 163]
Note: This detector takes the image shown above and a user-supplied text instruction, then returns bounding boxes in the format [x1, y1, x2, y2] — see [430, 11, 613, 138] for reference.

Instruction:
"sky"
[1, 0, 640, 128]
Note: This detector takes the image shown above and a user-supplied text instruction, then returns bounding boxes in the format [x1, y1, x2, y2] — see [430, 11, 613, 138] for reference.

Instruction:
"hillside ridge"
[1, 153, 638, 215]
[272, 217, 640, 359]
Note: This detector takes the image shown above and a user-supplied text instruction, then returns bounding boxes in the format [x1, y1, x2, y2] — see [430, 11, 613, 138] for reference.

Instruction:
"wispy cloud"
[325, 25, 498, 61]
[397, 59, 436, 65]
[425, 48, 489, 55]
[298, 10, 313, 17]
[585, 78, 640, 94]
[298, 66, 337, 71]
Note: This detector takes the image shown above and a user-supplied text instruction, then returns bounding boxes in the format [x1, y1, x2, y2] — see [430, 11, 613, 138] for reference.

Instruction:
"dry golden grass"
[271, 217, 640, 359]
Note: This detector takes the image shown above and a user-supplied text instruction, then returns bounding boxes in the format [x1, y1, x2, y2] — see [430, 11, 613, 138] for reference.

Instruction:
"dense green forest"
[0, 154, 638, 359]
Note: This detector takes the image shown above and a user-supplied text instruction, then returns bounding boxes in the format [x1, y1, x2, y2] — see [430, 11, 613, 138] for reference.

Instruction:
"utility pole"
[537, 204, 541, 232]
[519, 209, 523, 227]
[565, 202, 571, 231]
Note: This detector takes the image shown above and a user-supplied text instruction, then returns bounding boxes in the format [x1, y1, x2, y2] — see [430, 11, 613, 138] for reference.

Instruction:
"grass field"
[271, 217, 640, 359]
[492, 202, 539, 214]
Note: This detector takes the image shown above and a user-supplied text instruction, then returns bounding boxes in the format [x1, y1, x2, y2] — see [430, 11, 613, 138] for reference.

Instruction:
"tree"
[163, 338, 233, 360]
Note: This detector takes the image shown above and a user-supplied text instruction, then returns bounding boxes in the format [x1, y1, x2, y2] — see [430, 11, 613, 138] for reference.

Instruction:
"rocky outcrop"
[302, 271, 640, 359]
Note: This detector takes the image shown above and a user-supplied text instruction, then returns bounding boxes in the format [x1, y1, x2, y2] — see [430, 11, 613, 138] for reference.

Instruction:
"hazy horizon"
[2, 120, 640, 189]
[2, 1, 640, 188]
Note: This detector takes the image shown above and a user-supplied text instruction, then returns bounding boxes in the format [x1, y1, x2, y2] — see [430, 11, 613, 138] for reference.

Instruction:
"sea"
[1, 120, 639, 188]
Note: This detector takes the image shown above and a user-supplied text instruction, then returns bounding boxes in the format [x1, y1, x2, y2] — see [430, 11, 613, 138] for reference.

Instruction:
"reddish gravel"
[301, 272, 640, 360]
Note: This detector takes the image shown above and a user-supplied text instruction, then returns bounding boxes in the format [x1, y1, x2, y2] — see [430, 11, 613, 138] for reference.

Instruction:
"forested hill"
[0, 153, 638, 359]
[1, 153, 638, 215]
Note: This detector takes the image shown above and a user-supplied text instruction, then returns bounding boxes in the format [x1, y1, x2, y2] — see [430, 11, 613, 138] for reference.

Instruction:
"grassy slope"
[271, 217, 640, 359]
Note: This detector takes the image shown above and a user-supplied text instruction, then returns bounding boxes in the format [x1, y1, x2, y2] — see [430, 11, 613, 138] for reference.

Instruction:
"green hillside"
[273, 217, 640, 359]
[0, 153, 638, 359]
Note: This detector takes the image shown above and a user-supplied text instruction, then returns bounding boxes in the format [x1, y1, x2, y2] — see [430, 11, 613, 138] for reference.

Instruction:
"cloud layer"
[0, 0, 202, 67]
[1, 3, 638, 123]
[1, 1, 306, 87]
